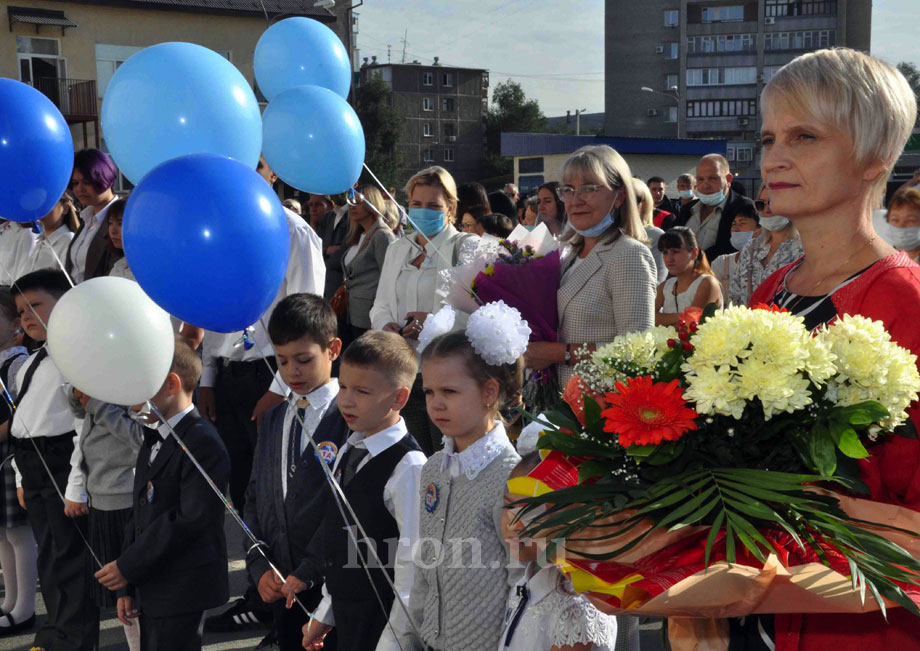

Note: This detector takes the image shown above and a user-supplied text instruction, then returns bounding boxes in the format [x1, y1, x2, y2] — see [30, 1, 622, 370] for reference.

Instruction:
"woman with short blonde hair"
[749, 47, 920, 650]
[525, 145, 657, 396]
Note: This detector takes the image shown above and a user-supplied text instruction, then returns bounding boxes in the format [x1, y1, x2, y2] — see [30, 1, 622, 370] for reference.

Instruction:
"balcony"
[34, 78, 99, 146]
[765, 1, 836, 18]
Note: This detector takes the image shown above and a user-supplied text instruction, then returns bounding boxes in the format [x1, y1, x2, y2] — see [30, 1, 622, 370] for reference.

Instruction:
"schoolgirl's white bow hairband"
[417, 301, 531, 366]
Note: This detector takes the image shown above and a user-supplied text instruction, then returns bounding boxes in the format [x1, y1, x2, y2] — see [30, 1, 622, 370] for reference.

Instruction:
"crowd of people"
[1, 46, 920, 651]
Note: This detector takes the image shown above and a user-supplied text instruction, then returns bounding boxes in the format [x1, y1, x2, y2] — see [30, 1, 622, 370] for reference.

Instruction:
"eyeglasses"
[754, 200, 767, 211]
[556, 184, 612, 201]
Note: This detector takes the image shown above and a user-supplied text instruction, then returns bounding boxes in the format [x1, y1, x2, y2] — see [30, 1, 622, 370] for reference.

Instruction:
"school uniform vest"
[323, 434, 420, 603]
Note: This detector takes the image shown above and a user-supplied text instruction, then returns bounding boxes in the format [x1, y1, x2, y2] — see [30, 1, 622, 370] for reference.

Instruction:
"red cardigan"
[751, 252, 920, 650]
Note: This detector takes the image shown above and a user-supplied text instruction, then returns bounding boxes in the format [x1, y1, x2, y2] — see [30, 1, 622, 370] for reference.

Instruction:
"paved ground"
[1, 514, 669, 650]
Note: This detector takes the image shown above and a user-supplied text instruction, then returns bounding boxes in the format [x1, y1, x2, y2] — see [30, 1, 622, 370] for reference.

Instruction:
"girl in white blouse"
[655, 226, 722, 325]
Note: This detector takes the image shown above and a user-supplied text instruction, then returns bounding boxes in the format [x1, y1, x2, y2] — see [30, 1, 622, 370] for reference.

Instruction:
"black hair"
[0, 289, 17, 322]
[487, 191, 518, 221]
[420, 331, 523, 419]
[10, 269, 71, 300]
[478, 213, 514, 238]
[267, 293, 338, 348]
[537, 181, 567, 224]
[106, 198, 127, 223]
[657, 226, 711, 274]
[456, 182, 491, 225]
[734, 202, 760, 223]
[647, 176, 665, 185]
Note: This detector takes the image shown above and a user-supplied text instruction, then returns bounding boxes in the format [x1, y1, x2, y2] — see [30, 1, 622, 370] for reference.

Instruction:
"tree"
[354, 77, 403, 191]
[897, 62, 920, 126]
[482, 80, 546, 181]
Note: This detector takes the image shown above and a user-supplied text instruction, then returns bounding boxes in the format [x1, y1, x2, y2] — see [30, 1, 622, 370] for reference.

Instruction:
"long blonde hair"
[346, 185, 388, 246]
[559, 145, 648, 249]
[632, 178, 655, 228]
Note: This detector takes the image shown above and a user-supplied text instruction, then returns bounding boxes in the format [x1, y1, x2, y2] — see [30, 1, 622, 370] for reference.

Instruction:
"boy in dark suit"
[243, 293, 347, 650]
[95, 338, 230, 651]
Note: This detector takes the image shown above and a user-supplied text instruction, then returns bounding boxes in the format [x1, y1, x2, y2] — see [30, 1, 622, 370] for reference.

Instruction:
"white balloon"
[47, 277, 175, 406]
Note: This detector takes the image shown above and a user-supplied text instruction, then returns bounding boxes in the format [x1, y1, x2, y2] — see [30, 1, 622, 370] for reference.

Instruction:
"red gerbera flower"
[751, 302, 789, 313]
[601, 376, 698, 447]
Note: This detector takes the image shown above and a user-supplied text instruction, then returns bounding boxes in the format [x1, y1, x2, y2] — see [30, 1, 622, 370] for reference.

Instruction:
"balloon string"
[144, 400, 314, 617]
[256, 316, 421, 645]
[36, 221, 76, 288]
[0, 364, 104, 569]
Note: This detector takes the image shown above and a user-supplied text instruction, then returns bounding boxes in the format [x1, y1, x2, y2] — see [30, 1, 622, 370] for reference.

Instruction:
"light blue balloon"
[254, 17, 351, 101]
[262, 85, 365, 195]
[101, 42, 262, 184]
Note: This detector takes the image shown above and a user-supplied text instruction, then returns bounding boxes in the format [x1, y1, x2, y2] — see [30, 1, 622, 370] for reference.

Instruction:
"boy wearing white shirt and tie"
[301, 331, 426, 651]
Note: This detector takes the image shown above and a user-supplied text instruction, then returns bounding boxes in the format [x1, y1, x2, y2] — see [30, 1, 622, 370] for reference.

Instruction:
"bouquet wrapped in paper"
[513, 305, 920, 644]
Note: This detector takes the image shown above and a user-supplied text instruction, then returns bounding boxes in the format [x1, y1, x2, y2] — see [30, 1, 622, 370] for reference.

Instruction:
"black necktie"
[340, 445, 369, 486]
[8, 347, 48, 431]
[504, 584, 530, 647]
[289, 407, 306, 480]
[142, 427, 160, 450]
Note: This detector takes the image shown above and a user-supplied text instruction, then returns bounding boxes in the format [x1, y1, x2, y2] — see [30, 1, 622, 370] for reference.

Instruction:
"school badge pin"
[315, 441, 339, 467]
[424, 483, 439, 513]
[146, 481, 155, 504]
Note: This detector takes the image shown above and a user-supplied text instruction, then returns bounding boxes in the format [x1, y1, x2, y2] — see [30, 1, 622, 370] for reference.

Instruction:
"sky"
[355, 0, 919, 118]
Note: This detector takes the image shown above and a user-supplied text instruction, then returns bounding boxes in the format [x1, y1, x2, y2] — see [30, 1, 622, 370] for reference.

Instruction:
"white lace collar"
[441, 421, 509, 480]
[524, 563, 565, 605]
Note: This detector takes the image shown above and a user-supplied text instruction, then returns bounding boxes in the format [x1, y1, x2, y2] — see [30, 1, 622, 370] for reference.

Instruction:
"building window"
[687, 99, 757, 117]
[518, 175, 545, 193]
[687, 33, 755, 54]
[442, 72, 453, 87]
[687, 67, 756, 86]
[423, 148, 434, 162]
[423, 71, 433, 86]
[666, 74, 678, 91]
[96, 43, 142, 98]
[765, 0, 837, 18]
[736, 146, 753, 162]
[764, 30, 835, 51]
[701, 5, 744, 22]
[423, 122, 433, 137]
[664, 9, 679, 26]
[665, 42, 679, 59]
[443, 148, 454, 162]
[666, 106, 678, 123]
[727, 145, 736, 162]
[518, 157, 544, 174]
[762, 65, 783, 83]
[443, 122, 456, 140]
[723, 66, 757, 84]
[440, 97, 455, 111]
[16, 36, 66, 86]
[423, 97, 433, 111]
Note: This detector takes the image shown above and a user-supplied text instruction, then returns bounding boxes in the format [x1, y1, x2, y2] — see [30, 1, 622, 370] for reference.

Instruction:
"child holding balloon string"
[0, 288, 36, 638]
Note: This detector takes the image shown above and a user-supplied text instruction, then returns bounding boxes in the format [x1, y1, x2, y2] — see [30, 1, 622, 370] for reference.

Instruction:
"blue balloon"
[0, 78, 74, 222]
[254, 17, 351, 101]
[122, 154, 290, 333]
[262, 85, 365, 195]
[101, 42, 262, 184]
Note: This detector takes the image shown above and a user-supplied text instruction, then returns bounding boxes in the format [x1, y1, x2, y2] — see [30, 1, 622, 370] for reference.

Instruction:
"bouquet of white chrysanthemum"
[514, 304, 920, 629]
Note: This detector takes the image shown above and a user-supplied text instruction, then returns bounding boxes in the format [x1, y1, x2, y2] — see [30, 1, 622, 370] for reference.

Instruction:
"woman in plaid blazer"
[526, 144, 657, 388]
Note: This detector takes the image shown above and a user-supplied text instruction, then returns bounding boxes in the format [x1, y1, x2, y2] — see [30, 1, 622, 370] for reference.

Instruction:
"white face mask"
[730, 230, 755, 251]
[759, 215, 790, 232]
[880, 221, 920, 252]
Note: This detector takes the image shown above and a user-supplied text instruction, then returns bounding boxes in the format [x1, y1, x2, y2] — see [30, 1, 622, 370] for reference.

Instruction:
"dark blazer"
[675, 189, 756, 260]
[316, 209, 350, 299]
[65, 215, 117, 280]
[118, 409, 230, 617]
[244, 398, 349, 585]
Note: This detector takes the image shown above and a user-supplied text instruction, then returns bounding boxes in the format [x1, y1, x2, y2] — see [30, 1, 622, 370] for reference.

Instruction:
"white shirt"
[0, 224, 39, 285]
[25, 226, 75, 277]
[369, 226, 464, 341]
[10, 349, 81, 489]
[150, 404, 195, 464]
[280, 380, 339, 497]
[200, 208, 325, 389]
[70, 197, 119, 284]
[441, 422, 510, 480]
[685, 193, 728, 253]
[313, 419, 426, 651]
[710, 252, 740, 307]
[343, 232, 366, 267]
[333, 205, 348, 231]
[500, 563, 618, 651]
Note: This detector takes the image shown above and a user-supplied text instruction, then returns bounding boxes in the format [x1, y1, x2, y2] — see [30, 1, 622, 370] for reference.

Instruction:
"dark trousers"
[139, 610, 204, 651]
[15, 435, 100, 651]
[273, 585, 337, 651]
[330, 597, 392, 651]
[402, 375, 441, 456]
[214, 359, 275, 512]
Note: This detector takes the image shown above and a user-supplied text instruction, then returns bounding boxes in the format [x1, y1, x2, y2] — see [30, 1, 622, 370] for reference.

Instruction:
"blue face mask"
[678, 189, 694, 200]
[572, 213, 616, 238]
[521, 224, 536, 232]
[696, 189, 725, 206]
[408, 207, 446, 238]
